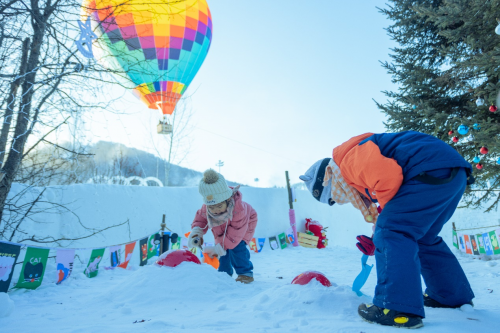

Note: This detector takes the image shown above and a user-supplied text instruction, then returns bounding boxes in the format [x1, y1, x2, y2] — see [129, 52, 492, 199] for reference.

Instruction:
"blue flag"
[257, 238, 266, 252]
[483, 233, 494, 255]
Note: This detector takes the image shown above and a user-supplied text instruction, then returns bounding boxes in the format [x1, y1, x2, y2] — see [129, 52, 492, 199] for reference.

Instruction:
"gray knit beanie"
[299, 158, 335, 206]
[198, 169, 233, 205]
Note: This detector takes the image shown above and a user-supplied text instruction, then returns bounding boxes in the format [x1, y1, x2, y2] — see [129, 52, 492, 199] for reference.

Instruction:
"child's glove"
[187, 227, 204, 248]
[204, 243, 226, 258]
[356, 235, 375, 256]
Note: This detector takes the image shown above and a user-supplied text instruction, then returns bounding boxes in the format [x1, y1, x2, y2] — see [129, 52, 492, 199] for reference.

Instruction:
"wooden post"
[285, 171, 293, 210]
[160, 214, 166, 254]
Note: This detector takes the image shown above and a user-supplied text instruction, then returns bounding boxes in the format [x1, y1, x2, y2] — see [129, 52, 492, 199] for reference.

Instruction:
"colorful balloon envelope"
[81, 0, 213, 115]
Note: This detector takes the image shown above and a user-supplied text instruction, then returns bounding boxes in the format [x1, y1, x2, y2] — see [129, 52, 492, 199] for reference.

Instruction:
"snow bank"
[1, 246, 499, 332]
[5, 183, 375, 249]
[5, 183, 497, 250]
[0, 292, 14, 318]
[1, 183, 499, 332]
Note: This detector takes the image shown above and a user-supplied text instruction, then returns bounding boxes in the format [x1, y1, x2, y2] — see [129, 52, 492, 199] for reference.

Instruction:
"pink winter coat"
[191, 190, 258, 250]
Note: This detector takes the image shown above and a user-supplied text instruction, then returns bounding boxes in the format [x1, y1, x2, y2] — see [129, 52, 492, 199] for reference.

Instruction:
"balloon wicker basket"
[157, 122, 173, 135]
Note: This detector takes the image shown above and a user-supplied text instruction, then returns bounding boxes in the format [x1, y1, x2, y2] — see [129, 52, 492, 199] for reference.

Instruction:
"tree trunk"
[0, 38, 30, 168]
[0, 8, 47, 225]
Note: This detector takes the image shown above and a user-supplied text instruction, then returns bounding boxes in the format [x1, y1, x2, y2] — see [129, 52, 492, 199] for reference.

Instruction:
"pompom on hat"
[299, 158, 335, 206]
[199, 169, 233, 205]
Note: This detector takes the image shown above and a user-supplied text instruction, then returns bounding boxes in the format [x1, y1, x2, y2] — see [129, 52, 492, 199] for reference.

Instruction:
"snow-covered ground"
[1, 183, 499, 332]
[1, 246, 499, 332]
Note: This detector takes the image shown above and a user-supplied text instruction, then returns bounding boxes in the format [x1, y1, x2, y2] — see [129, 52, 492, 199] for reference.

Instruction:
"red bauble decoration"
[291, 271, 332, 287]
[155, 250, 201, 268]
[448, 130, 454, 135]
[489, 105, 497, 112]
[480, 146, 489, 154]
[452, 136, 459, 143]
[476, 163, 483, 170]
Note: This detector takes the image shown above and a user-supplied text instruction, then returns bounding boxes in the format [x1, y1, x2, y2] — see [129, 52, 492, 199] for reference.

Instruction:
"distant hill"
[86, 141, 242, 187]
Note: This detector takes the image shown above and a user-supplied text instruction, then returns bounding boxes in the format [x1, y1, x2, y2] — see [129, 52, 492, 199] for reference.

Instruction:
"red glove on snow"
[356, 235, 375, 256]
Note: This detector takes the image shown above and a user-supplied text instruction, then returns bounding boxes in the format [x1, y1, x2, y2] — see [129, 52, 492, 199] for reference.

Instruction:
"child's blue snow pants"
[373, 167, 475, 318]
[218, 241, 253, 277]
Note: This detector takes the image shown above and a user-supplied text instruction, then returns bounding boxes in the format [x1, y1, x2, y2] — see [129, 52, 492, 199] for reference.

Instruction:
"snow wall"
[6, 183, 498, 250]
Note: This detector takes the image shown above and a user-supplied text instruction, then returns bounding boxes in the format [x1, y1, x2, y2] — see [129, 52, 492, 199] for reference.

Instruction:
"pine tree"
[378, 0, 500, 211]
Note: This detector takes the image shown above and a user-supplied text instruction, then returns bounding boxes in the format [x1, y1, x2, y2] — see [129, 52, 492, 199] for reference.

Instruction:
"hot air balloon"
[80, 0, 213, 134]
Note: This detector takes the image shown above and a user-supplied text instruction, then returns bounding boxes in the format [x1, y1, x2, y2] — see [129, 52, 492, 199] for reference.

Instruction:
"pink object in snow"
[291, 271, 332, 287]
[155, 250, 201, 268]
[289, 209, 299, 246]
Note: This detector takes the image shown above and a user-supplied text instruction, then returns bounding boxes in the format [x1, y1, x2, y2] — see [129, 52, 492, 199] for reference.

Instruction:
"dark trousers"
[373, 168, 474, 317]
[218, 240, 253, 277]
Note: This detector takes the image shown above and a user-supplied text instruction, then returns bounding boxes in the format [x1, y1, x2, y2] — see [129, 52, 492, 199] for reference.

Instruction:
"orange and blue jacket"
[333, 131, 472, 209]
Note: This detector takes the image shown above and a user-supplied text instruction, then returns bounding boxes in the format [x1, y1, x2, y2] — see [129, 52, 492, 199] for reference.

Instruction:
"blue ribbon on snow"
[352, 254, 373, 296]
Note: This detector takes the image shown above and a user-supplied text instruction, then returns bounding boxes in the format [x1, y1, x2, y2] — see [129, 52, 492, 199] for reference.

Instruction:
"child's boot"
[358, 303, 423, 329]
[235, 275, 254, 284]
[423, 294, 473, 308]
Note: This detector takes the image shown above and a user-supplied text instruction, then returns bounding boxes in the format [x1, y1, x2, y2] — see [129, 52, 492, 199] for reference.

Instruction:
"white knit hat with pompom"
[199, 169, 233, 205]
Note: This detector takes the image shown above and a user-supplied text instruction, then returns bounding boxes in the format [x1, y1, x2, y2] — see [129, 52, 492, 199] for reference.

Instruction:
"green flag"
[84, 248, 105, 278]
[278, 233, 287, 249]
[476, 234, 486, 254]
[16, 247, 49, 290]
[489, 231, 500, 255]
[148, 233, 160, 259]
[452, 230, 458, 249]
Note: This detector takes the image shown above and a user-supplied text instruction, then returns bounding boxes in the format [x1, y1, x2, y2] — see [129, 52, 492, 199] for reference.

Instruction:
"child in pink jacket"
[187, 169, 258, 284]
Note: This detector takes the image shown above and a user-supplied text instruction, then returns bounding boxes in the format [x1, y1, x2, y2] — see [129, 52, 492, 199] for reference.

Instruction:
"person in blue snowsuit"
[299, 131, 475, 329]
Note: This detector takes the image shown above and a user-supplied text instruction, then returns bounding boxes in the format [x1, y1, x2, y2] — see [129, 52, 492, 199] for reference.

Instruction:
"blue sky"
[81, 0, 397, 187]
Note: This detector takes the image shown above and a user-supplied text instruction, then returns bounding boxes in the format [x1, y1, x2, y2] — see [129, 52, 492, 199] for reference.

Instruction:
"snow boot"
[358, 303, 423, 329]
[423, 294, 473, 308]
[235, 275, 254, 284]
